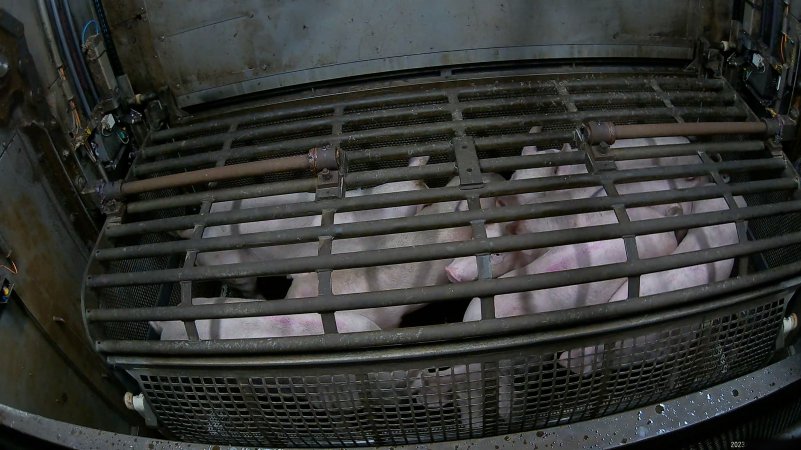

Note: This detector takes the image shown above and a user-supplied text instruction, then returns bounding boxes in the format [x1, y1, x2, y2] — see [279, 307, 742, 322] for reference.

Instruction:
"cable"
[0, 261, 18, 274]
[61, 0, 99, 104]
[47, 0, 91, 115]
[81, 19, 99, 45]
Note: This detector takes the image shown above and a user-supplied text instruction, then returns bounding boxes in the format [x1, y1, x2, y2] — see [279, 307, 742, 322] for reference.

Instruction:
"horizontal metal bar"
[572, 89, 732, 105]
[345, 161, 456, 186]
[127, 149, 579, 214]
[342, 141, 454, 162]
[87, 198, 801, 289]
[136, 105, 748, 178]
[458, 76, 726, 101]
[161, 75, 724, 138]
[156, 90, 452, 142]
[134, 127, 560, 177]
[96, 179, 795, 261]
[129, 161, 460, 217]
[460, 90, 732, 115]
[559, 76, 725, 90]
[608, 140, 765, 160]
[107, 158, 787, 237]
[473, 130, 576, 150]
[121, 154, 311, 195]
[125, 178, 317, 215]
[98, 269, 794, 356]
[87, 221, 801, 322]
[172, 73, 721, 125]
[143, 102, 452, 157]
[150, 104, 335, 143]
[134, 138, 330, 176]
[473, 139, 765, 174]
[462, 106, 742, 133]
[140, 105, 743, 162]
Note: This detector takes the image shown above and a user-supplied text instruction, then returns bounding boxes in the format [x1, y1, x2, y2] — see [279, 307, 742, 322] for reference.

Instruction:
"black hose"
[92, 0, 123, 75]
[764, 0, 784, 57]
[61, 0, 99, 104]
[46, 0, 91, 116]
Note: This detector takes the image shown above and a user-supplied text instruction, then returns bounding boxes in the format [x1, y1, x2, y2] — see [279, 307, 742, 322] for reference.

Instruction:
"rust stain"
[0, 187, 131, 419]
[1, 192, 86, 344]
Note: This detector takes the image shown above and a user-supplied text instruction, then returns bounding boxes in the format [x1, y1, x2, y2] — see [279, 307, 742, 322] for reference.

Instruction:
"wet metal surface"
[2, 351, 799, 449]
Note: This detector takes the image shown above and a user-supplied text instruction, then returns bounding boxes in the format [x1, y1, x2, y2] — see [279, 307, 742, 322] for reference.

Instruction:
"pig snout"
[445, 262, 468, 283]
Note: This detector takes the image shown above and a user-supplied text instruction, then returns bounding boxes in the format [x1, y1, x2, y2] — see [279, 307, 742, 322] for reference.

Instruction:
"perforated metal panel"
[126, 295, 784, 447]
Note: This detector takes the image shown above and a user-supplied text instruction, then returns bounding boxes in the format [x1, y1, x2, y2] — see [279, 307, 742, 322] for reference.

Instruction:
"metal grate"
[128, 296, 784, 447]
[82, 67, 801, 446]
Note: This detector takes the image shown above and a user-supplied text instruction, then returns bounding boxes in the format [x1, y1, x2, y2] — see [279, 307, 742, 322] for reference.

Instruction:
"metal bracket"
[766, 139, 801, 196]
[314, 150, 345, 334]
[316, 167, 343, 199]
[452, 136, 483, 189]
[582, 141, 616, 173]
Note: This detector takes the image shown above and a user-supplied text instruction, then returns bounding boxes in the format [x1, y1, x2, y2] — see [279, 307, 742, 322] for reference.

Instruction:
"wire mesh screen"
[131, 294, 784, 447]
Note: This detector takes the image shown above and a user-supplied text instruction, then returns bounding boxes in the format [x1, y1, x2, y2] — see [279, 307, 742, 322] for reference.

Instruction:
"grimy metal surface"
[0, 130, 135, 422]
[103, 0, 725, 107]
[3, 351, 800, 449]
[83, 68, 801, 445]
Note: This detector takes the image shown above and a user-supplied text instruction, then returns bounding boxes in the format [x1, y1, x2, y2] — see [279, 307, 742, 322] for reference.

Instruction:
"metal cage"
[82, 66, 801, 446]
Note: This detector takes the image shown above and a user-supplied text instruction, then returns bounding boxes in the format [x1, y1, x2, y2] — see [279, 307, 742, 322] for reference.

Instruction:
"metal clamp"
[309, 145, 345, 174]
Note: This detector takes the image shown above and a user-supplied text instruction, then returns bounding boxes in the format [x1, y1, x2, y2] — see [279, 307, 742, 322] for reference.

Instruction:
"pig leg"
[410, 363, 512, 430]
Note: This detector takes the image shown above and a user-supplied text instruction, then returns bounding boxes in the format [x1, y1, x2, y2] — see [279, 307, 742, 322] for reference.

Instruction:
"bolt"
[598, 142, 610, 154]
[0, 54, 9, 78]
[124, 392, 135, 410]
[321, 168, 331, 180]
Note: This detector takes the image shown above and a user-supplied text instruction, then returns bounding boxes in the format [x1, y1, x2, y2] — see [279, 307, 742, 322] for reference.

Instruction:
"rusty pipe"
[581, 118, 786, 145]
[108, 146, 340, 198]
[119, 154, 310, 196]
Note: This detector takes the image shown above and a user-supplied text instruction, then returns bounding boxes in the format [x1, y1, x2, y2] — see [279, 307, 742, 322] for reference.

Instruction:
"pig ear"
[521, 145, 538, 156]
